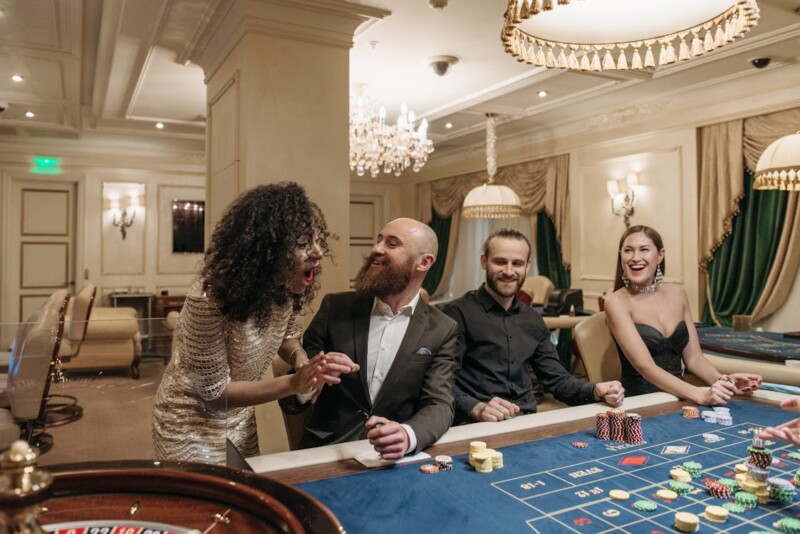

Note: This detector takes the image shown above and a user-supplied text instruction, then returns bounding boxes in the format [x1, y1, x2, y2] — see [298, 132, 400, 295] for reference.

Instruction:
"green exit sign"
[31, 156, 61, 174]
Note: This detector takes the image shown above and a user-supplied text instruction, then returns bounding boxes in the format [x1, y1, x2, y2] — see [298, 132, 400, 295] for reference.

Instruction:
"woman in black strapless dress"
[605, 225, 761, 405]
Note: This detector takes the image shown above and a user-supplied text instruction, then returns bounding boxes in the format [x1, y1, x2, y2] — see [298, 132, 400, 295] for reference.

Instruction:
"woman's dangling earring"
[655, 265, 664, 286]
[622, 272, 630, 287]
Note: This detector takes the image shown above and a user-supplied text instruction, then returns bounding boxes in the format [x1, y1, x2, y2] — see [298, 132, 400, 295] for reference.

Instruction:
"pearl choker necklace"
[628, 281, 658, 293]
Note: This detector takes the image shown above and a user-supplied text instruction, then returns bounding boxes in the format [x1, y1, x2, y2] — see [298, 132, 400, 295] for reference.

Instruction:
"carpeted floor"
[39, 359, 165, 466]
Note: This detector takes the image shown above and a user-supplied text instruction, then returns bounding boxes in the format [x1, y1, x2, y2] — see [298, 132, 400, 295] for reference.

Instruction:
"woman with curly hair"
[152, 182, 356, 463]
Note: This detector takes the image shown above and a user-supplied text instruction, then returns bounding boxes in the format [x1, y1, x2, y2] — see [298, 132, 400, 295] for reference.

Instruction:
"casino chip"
[703, 505, 729, 523]
[789, 451, 800, 460]
[656, 489, 678, 501]
[776, 517, 800, 534]
[608, 489, 630, 500]
[420, 464, 439, 474]
[571, 441, 588, 448]
[722, 502, 745, 513]
[633, 499, 657, 512]
[674, 511, 699, 533]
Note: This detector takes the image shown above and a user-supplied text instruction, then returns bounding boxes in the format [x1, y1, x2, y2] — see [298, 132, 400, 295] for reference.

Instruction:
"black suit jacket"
[287, 291, 462, 453]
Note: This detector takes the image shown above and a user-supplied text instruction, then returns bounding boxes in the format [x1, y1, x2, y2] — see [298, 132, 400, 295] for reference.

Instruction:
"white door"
[1, 177, 77, 348]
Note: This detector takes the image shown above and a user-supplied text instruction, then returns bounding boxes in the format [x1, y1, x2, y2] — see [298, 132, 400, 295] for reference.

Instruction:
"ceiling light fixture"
[155, 122, 164, 129]
[502, 0, 760, 71]
[429, 0, 448, 9]
[462, 114, 522, 218]
[25, 111, 34, 118]
[445, 122, 453, 129]
[537, 90, 548, 97]
[349, 85, 433, 178]
[754, 131, 800, 190]
[11, 74, 23, 83]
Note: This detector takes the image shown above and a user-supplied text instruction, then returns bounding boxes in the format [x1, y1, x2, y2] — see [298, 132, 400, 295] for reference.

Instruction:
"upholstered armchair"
[59, 305, 142, 378]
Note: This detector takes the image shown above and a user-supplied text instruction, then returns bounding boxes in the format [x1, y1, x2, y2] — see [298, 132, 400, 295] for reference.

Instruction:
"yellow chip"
[656, 489, 678, 500]
[670, 468, 692, 482]
[734, 463, 749, 473]
[703, 505, 729, 523]
[674, 511, 699, 533]
[609, 489, 630, 500]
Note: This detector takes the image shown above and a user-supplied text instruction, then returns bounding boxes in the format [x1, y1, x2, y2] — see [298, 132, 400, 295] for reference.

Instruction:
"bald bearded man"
[281, 218, 463, 459]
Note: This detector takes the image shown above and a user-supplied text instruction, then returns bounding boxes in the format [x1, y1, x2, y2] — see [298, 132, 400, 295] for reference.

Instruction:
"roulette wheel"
[0, 441, 343, 533]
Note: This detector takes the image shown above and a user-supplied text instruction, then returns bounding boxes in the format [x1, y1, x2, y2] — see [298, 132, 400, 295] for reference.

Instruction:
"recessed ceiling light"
[25, 111, 35, 118]
[11, 74, 23, 83]
[538, 90, 548, 98]
[445, 122, 453, 129]
[155, 122, 164, 129]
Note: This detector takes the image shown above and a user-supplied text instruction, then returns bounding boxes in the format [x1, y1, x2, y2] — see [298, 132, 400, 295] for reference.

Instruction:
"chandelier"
[502, 0, 760, 71]
[462, 114, 523, 218]
[349, 91, 434, 178]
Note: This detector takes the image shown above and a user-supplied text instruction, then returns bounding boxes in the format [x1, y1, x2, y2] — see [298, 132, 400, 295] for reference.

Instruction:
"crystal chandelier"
[502, 0, 760, 72]
[349, 91, 433, 178]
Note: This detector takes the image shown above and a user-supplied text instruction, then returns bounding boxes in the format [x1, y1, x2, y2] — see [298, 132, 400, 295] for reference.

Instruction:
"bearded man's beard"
[354, 254, 414, 298]
[486, 271, 525, 298]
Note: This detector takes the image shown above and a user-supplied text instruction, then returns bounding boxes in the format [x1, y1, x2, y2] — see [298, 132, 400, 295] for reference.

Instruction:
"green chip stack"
[734, 491, 757, 509]
[669, 481, 692, 495]
[777, 517, 800, 534]
[722, 502, 745, 513]
[682, 461, 702, 478]
[633, 499, 657, 512]
[717, 477, 738, 491]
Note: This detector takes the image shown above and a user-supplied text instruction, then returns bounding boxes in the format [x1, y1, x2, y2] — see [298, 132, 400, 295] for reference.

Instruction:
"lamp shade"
[754, 132, 800, 191]
[502, 0, 760, 72]
[462, 183, 523, 218]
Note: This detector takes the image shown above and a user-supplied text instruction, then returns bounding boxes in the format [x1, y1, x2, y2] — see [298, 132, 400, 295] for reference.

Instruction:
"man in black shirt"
[439, 228, 624, 424]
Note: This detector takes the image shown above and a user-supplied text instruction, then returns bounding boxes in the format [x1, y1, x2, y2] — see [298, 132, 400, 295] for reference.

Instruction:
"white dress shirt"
[366, 292, 421, 453]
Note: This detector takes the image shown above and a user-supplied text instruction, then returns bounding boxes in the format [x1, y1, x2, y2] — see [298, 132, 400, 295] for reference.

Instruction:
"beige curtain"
[698, 119, 743, 269]
[417, 153, 571, 267]
[700, 107, 800, 322]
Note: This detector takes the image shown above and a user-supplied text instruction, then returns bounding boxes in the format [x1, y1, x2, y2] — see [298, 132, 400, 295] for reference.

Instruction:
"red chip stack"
[609, 409, 626, 442]
[705, 479, 732, 499]
[596, 412, 610, 440]
[624, 413, 643, 444]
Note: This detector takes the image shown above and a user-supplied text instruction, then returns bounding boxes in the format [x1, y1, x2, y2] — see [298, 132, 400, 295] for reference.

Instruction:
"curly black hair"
[201, 182, 331, 327]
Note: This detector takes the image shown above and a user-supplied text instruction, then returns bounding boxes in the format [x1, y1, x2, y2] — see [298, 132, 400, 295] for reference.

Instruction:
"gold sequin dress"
[152, 279, 301, 464]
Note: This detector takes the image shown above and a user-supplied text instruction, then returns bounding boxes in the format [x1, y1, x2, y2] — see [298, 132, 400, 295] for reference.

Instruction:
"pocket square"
[415, 347, 432, 355]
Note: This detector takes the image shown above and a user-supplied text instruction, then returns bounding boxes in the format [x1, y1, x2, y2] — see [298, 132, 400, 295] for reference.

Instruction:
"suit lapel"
[352, 294, 373, 403]
[372, 303, 429, 407]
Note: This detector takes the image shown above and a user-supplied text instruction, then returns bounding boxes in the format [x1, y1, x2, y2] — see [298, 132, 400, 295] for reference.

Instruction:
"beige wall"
[571, 129, 700, 316]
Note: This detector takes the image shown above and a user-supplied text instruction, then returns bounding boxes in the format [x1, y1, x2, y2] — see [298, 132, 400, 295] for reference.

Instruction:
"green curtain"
[536, 211, 573, 366]
[702, 170, 787, 326]
[423, 212, 451, 296]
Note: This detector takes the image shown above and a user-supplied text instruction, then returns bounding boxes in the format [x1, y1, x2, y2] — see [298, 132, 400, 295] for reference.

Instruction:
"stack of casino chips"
[436, 455, 453, 472]
[471, 451, 493, 473]
[776, 517, 800, 534]
[624, 413, 644, 445]
[468, 441, 486, 468]
[748, 444, 773, 469]
[768, 477, 797, 504]
[794, 469, 800, 487]
[705, 478, 732, 499]
[712, 406, 732, 426]
[595, 410, 644, 444]
[682, 461, 702, 478]
[609, 409, 626, 442]
[681, 406, 699, 419]
[595, 412, 610, 440]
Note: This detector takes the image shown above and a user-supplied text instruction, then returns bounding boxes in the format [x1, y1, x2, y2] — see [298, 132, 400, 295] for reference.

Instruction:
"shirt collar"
[477, 284, 521, 314]
[371, 292, 420, 318]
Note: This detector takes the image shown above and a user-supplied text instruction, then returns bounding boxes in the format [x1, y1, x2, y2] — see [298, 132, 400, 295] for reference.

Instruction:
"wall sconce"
[607, 173, 638, 227]
[111, 195, 139, 239]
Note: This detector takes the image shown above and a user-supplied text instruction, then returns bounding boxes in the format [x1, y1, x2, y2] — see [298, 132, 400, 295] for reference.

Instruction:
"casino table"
[697, 326, 800, 364]
[250, 391, 800, 533]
